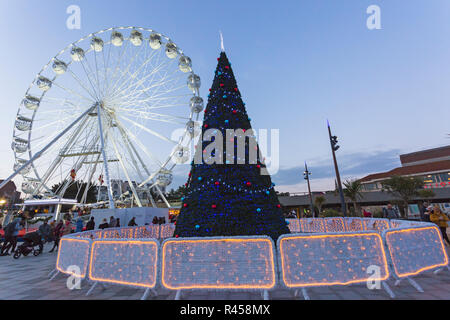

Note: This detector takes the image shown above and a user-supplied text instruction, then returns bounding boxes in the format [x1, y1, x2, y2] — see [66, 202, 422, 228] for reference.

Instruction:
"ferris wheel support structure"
[96, 103, 115, 209]
[0, 106, 94, 191]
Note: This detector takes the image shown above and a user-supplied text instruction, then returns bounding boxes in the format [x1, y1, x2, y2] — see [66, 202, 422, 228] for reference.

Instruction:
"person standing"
[49, 220, 64, 253]
[85, 217, 95, 231]
[38, 220, 52, 243]
[419, 202, 430, 222]
[362, 208, 372, 218]
[99, 218, 109, 229]
[108, 216, 116, 228]
[430, 205, 450, 246]
[61, 220, 72, 236]
[1, 218, 23, 255]
[115, 218, 120, 228]
[128, 217, 137, 226]
[75, 214, 84, 233]
[383, 203, 400, 219]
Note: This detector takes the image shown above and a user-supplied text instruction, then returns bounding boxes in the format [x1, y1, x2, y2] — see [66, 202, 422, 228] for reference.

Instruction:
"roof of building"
[400, 145, 450, 166]
[279, 187, 450, 207]
[359, 160, 450, 183]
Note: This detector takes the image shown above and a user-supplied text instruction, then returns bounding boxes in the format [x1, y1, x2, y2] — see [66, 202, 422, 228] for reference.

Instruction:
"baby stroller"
[13, 231, 44, 259]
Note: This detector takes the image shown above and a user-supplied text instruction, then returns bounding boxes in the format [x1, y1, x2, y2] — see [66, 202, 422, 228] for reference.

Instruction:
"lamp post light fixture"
[303, 162, 315, 218]
[327, 120, 347, 217]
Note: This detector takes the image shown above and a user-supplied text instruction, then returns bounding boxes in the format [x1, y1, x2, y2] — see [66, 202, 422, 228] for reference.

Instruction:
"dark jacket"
[383, 207, 400, 219]
[99, 222, 109, 230]
[86, 219, 95, 230]
[128, 219, 137, 227]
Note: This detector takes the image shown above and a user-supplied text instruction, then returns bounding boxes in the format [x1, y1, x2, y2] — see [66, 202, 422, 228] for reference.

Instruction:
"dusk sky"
[1, 0, 450, 195]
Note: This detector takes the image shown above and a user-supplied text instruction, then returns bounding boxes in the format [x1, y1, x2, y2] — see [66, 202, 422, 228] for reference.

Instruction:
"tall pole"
[97, 103, 115, 209]
[327, 121, 347, 216]
[303, 162, 315, 218]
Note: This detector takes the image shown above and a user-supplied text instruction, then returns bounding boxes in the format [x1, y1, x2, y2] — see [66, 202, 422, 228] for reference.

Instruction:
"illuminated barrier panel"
[159, 224, 175, 239]
[161, 236, 277, 300]
[278, 232, 392, 299]
[383, 226, 449, 280]
[144, 225, 161, 239]
[88, 238, 159, 299]
[362, 218, 390, 232]
[56, 236, 92, 279]
[300, 218, 325, 233]
[75, 230, 98, 239]
[286, 219, 300, 233]
[324, 217, 345, 233]
[344, 218, 364, 232]
[98, 226, 159, 239]
[389, 219, 430, 229]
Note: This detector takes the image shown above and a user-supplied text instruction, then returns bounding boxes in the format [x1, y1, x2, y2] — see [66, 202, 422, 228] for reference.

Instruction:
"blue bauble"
[195, 225, 200, 229]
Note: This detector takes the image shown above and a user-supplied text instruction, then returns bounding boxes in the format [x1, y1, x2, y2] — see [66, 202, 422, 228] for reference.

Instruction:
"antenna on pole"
[219, 30, 225, 52]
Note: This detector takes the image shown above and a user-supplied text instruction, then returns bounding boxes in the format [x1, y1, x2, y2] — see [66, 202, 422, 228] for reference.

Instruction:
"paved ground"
[0, 243, 449, 300]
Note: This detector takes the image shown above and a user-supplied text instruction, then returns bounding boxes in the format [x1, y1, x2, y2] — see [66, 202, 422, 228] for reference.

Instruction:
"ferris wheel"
[6, 26, 203, 208]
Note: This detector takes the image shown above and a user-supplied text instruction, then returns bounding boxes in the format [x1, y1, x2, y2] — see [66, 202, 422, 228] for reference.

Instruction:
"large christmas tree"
[174, 51, 290, 241]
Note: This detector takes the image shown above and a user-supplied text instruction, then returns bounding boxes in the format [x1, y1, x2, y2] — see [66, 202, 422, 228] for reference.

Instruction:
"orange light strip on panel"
[56, 238, 90, 278]
[279, 233, 390, 288]
[161, 238, 276, 290]
[385, 226, 449, 278]
[88, 240, 158, 288]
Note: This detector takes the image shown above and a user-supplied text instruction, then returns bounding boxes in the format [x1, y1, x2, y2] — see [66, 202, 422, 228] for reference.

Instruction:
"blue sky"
[1, 0, 450, 194]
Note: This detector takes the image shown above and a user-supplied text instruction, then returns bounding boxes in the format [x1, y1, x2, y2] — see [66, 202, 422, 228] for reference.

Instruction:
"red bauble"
[211, 204, 217, 209]
[246, 182, 252, 187]
[215, 181, 220, 186]
[183, 203, 188, 207]
[217, 58, 220, 61]
[277, 204, 281, 208]
[225, 66, 229, 69]
[257, 165, 261, 168]
[232, 110, 237, 114]
[220, 83, 224, 87]
[175, 235, 179, 238]
[204, 124, 209, 128]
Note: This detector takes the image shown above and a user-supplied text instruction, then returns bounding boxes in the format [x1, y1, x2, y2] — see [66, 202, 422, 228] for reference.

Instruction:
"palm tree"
[314, 196, 326, 216]
[343, 179, 364, 216]
[381, 176, 424, 218]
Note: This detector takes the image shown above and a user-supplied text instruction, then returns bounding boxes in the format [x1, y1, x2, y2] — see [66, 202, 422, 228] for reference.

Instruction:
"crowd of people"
[0, 211, 174, 256]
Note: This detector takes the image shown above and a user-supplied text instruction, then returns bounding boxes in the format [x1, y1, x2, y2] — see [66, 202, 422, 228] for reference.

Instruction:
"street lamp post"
[303, 162, 315, 218]
[327, 120, 347, 216]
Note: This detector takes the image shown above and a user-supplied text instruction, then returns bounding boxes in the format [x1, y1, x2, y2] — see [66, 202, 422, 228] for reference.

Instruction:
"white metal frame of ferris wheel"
[3, 26, 204, 209]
